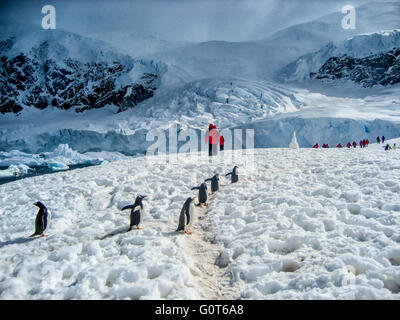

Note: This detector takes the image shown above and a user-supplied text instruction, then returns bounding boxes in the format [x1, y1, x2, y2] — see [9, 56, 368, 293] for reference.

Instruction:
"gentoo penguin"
[226, 166, 239, 183]
[205, 174, 220, 193]
[30, 201, 51, 237]
[121, 195, 147, 231]
[177, 197, 196, 234]
[191, 182, 208, 206]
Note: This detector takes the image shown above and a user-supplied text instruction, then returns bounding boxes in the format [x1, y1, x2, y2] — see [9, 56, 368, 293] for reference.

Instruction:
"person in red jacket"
[219, 134, 224, 151]
[313, 143, 319, 148]
[206, 124, 218, 156]
[347, 142, 351, 148]
[337, 143, 342, 148]
[353, 141, 357, 148]
[360, 140, 363, 148]
[366, 139, 369, 146]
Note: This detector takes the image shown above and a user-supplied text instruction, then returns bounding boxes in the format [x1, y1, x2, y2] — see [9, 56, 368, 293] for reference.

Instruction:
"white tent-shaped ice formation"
[289, 131, 299, 149]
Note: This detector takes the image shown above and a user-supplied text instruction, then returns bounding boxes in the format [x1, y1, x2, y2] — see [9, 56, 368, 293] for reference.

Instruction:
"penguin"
[226, 165, 239, 183]
[121, 195, 147, 231]
[205, 174, 220, 193]
[30, 201, 51, 237]
[177, 197, 196, 234]
[191, 182, 208, 206]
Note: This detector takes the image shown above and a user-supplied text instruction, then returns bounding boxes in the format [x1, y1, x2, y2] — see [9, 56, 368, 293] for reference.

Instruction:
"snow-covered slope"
[278, 29, 400, 83]
[0, 145, 399, 299]
[87, 31, 191, 58]
[267, 2, 400, 53]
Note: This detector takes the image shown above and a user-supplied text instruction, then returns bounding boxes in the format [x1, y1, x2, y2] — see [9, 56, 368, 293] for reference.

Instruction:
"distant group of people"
[313, 136, 387, 149]
[206, 124, 224, 156]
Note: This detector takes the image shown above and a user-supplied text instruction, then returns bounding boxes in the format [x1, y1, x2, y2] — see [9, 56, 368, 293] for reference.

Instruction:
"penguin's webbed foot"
[185, 230, 192, 235]
[41, 234, 48, 237]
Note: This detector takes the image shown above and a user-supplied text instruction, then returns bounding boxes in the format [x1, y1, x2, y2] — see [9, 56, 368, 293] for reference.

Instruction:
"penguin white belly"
[44, 210, 51, 233]
[131, 205, 142, 228]
[186, 203, 195, 230]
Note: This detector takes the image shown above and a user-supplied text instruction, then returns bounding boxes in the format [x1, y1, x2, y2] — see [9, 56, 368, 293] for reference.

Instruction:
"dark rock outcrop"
[310, 48, 400, 87]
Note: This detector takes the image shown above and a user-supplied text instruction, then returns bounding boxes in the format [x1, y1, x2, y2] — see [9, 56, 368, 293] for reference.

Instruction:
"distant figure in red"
[362, 139, 366, 148]
[337, 143, 342, 148]
[360, 140, 363, 148]
[352, 141, 357, 148]
[219, 134, 225, 151]
[313, 143, 319, 148]
[347, 142, 351, 148]
[206, 124, 219, 156]
[366, 139, 369, 146]
[322, 144, 329, 148]
[377, 136, 381, 144]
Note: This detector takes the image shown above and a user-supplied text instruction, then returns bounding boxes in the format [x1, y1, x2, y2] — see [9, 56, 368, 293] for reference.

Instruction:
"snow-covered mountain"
[278, 29, 400, 83]
[1, 2, 400, 154]
[0, 28, 166, 114]
[151, 2, 400, 81]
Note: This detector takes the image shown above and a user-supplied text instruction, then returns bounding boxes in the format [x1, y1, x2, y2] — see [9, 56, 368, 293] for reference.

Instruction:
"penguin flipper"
[204, 178, 212, 182]
[121, 205, 135, 211]
[226, 172, 232, 176]
[191, 186, 200, 191]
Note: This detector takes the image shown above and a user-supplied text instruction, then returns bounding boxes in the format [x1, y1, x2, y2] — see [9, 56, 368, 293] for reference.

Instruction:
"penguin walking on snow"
[30, 201, 51, 237]
[226, 165, 239, 183]
[191, 182, 208, 206]
[121, 195, 147, 231]
[205, 174, 220, 193]
[177, 197, 196, 234]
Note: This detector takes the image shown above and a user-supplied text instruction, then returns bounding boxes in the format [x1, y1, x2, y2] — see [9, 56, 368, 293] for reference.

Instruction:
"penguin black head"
[135, 195, 147, 203]
[33, 201, 46, 209]
[215, 174, 220, 179]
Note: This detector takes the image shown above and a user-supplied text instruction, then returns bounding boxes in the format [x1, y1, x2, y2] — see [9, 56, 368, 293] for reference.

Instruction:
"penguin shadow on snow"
[98, 226, 131, 240]
[0, 236, 37, 248]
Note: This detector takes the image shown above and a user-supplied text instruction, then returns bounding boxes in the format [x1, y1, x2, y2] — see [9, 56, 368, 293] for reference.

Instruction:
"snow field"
[204, 143, 400, 299]
[0, 143, 399, 299]
[0, 150, 246, 299]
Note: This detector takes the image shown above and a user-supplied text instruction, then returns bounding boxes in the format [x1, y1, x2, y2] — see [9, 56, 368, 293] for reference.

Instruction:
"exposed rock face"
[310, 47, 400, 87]
[0, 35, 163, 114]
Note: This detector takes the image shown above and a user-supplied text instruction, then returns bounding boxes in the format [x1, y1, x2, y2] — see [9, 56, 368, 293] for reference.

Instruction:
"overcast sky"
[0, 0, 376, 42]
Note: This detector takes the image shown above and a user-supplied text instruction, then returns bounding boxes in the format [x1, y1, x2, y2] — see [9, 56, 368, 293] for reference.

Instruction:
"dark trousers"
[220, 145, 224, 151]
[209, 143, 218, 156]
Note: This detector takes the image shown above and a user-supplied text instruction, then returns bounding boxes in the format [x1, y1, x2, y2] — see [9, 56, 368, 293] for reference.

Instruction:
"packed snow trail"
[177, 193, 242, 300]
[0, 143, 400, 299]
